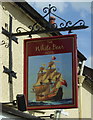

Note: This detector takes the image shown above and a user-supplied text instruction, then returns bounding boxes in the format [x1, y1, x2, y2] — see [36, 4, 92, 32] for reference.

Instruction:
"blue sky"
[26, 1, 92, 68]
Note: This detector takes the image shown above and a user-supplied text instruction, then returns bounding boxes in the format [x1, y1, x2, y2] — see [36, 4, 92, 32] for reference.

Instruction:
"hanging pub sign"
[24, 34, 78, 110]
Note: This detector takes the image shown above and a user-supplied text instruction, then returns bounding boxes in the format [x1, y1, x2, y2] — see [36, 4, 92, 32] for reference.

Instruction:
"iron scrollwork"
[16, 27, 28, 33]
[28, 23, 43, 32]
[43, 4, 57, 18]
[16, 23, 44, 36]
[43, 4, 86, 30]
[0, 40, 9, 48]
[14, 4, 88, 36]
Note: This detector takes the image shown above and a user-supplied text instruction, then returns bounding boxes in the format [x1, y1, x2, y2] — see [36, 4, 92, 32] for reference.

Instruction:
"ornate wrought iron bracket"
[12, 4, 88, 36]
[2, 4, 88, 37]
[12, 24, 88, 36]
[3, 66, 17, 79]
[43, 4, 87, 28]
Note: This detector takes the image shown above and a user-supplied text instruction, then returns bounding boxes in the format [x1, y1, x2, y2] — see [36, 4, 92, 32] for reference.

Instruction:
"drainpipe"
[78, 60, 85, 120]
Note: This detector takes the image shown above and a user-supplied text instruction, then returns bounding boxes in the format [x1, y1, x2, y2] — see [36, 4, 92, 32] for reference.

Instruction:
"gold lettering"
[35, 44, 51, 52]
[36, 46, 41, 51]
[35, 43, 64, 52]
[52, 44, 64, 50]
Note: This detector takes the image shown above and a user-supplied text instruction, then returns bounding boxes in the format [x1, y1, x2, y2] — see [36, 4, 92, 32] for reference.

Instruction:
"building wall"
[82, 82, 93, 118]
[82, 86, 92, 118]
[0, 2, 51, 102]
[0, 2, 92, 119]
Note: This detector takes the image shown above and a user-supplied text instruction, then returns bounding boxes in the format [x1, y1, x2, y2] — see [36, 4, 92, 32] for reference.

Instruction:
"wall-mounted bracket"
[3, 66, 17, 79]
[12, 4, 88, 37]
[2, 4, 89, 38]
[13, 24, 88, 37]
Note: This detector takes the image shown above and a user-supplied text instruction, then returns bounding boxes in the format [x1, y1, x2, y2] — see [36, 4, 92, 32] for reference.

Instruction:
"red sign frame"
[24, 34, 78, 110]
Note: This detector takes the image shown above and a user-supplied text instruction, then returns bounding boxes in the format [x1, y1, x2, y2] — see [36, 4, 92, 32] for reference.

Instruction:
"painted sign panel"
[24, 34, 78, 110]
